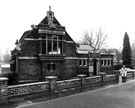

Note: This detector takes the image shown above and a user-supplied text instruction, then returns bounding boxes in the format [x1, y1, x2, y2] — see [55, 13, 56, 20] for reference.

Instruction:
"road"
[16, 80, 135, 108]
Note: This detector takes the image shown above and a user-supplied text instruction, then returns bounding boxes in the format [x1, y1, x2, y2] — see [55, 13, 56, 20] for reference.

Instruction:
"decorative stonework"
[38, 29, 65, 35]
[1, 73, 135, 103]
[0, 77, 8, 103]
[0, 73, 134, 103]
[86, 76, 102, 85]
[56, 79, 80, 90]
[8, 82, 49, 97]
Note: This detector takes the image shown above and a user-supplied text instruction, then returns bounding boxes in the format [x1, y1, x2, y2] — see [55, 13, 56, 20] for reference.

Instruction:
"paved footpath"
[15, 80, 135, 108]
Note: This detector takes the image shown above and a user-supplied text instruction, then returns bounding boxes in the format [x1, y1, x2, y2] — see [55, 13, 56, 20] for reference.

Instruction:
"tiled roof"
[77, 45, 94, 54]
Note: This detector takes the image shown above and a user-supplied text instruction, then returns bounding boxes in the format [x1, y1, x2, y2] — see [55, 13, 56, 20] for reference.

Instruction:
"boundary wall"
[0, 71, 135, 103]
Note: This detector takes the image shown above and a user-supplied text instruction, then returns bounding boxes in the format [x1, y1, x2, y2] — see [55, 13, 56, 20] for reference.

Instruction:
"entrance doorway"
[92, 59, 98, 75]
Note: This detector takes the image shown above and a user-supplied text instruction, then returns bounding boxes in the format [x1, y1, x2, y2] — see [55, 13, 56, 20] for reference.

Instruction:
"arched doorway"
[92, 59, 98, 75]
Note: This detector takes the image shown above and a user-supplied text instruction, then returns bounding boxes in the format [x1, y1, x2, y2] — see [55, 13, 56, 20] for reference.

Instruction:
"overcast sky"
[0, 0, 135, 53]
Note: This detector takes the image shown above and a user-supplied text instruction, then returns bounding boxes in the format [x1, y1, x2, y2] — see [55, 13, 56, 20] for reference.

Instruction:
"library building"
[10, 7, 113, 82]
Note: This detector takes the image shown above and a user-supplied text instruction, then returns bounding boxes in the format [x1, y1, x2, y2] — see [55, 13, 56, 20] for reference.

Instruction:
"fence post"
[0, 77, 8, 103]
[99, 72, 106, 83]
[115, 70, 120, 82]
[77, 74, 87, 86]
[45, 76, 57, 93]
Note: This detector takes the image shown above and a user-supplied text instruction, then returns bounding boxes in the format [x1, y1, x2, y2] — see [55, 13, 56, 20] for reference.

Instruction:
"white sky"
[0, 0, 135, 54]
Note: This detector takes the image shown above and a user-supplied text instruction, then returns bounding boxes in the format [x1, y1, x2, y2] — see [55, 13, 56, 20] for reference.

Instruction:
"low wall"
[127, 72, 133, 79]
[104, 74, 117, 82]
[7, 74, 117, 98]
[8, 81, 49, 97]
[0, 72, 135, 102]
[86, 76, 102, 85]
[56, 78, 81, 90]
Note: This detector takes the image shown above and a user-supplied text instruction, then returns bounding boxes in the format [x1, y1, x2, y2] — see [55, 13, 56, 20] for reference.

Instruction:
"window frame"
[42, 34, 63, 54]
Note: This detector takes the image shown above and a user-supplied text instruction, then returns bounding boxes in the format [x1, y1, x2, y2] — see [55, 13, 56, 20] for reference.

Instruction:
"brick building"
[10, 7, 113, 83]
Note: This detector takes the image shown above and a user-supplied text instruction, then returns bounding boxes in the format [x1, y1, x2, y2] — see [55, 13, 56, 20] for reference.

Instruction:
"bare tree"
[81, 28, 108, 50]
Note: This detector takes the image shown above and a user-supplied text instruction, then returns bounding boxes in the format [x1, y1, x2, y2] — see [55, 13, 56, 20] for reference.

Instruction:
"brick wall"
[42, 61, 64, 80]
[77, 67, 89, 76]
[64, 42, 77, 57]
[20, 40, 39, 56]
[18, 59, 41, 81]
[63, 59, 78, 79]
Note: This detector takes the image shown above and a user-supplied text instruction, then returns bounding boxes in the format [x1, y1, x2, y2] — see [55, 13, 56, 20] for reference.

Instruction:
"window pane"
[58, 36, 62, 40]
[111, 60, 113, 66]
[53, 41, 57, 54]
[79, 60, 82, 66]
[47, 64, 50, 70]
[58, 41, 62, 54]
[53, 35, 57, 41]
[44, 35, 63, 55]
[48, 40, 52, 54]
[104, 60, 106, 67]
[47, 35, 52, 40]
[83, 60, 86, 66]
[101, 60, 103, 66]
[108, 60, 110, 66]
[42, 41, 46, 54]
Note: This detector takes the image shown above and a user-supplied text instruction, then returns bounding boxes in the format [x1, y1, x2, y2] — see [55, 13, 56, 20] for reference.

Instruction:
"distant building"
[1, 64, 10, 74]
[10, 7, 113, 83]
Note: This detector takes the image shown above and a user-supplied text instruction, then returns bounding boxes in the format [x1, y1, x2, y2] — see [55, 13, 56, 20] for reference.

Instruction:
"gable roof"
[17, 7, 77, 48]
[38, 16, 61, 26]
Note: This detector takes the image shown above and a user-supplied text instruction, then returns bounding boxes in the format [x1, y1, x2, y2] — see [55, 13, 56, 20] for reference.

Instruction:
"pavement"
[1, 79, 135, 108]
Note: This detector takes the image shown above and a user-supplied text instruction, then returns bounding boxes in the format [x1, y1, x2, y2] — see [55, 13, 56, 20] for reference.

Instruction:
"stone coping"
[7, 75, 116, 88]
[77, 74, 87, 77]
[45, 76, 57, 79]
[8, 81, 49, 88]
[105, 74, 115, 77]
[57, 78, 80, 83]
[86, 76, 101, 79]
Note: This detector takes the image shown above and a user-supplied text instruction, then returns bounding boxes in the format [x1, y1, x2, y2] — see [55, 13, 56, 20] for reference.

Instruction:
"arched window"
[104, 60, 106, 67]
[101, 60, 104, 67]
